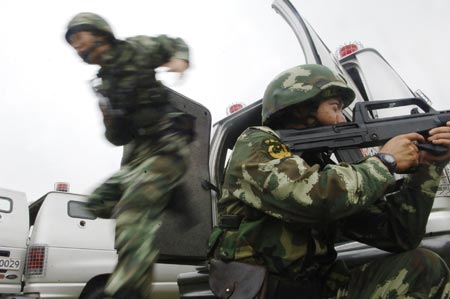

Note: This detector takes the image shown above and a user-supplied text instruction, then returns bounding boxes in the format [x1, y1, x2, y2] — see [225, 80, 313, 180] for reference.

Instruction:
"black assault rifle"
[277, 98, 450, 162]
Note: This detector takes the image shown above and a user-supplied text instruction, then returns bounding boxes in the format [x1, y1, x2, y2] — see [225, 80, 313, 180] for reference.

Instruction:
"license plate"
[0, 256, 21, 271]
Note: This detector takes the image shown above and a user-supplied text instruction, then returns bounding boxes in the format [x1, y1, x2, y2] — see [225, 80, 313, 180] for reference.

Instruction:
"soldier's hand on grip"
[420, 121, 450, 164]
[379, 133, 425, 173]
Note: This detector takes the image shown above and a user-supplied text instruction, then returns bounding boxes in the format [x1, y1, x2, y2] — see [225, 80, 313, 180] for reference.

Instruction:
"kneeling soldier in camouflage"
[208, 64, 450, 298]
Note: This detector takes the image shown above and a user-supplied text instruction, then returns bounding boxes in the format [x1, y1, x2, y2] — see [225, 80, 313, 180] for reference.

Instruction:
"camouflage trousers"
[86, 132, 191, 299]
[322, 248, 450, 299]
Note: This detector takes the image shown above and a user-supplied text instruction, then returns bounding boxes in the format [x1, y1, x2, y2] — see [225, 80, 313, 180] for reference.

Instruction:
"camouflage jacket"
[209, 126, 443, 277]
[93, 35, 190, 145]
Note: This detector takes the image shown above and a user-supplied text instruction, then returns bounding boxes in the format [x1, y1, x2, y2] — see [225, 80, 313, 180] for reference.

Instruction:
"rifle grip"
[417, 143, 448, 156]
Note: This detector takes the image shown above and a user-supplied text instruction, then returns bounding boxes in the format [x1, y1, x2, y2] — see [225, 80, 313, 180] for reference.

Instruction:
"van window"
[342, 49, 414, 102]
[0, 197, 12, 213]
[67, 201, 96, 220]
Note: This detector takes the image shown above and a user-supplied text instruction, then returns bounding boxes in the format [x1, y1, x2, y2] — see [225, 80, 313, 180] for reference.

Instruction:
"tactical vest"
[93, 38, 182, 144]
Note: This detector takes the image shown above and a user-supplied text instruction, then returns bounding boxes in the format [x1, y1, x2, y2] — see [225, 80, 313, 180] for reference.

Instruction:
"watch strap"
[374, 153, 397, 174]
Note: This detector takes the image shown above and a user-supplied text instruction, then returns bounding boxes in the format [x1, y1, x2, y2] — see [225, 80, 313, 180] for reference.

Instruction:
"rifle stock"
[277, 98, 450, 157]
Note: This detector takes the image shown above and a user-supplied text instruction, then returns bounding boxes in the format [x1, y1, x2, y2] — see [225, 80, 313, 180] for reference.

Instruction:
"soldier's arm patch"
[264, 138, 292, 159]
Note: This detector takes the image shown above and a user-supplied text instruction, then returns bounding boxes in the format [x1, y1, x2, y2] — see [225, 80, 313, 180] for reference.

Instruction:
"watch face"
[383, 154, 396, 164]
[376, 153, 397, 173]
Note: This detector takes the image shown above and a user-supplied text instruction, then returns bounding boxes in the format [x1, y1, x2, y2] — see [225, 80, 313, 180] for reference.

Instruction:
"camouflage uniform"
[208, 65, 450, 298]
[66, 13, 192, 299]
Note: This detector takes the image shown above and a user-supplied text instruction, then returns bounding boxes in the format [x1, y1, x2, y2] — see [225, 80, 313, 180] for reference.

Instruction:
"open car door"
[272, 0, 363, 99]
[272, 0, 369, 163]
[273, 0, 422, 115]
[155, 88, 213, 264]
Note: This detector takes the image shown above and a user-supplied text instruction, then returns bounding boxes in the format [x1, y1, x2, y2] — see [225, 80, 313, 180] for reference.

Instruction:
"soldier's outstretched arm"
[155, 34, 189, 72]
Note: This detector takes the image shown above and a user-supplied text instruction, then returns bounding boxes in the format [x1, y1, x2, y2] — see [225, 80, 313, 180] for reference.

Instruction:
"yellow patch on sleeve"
[264, 138, 292, 159]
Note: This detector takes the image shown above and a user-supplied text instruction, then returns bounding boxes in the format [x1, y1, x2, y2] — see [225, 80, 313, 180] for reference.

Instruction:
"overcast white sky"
[0, 0, 449, 201]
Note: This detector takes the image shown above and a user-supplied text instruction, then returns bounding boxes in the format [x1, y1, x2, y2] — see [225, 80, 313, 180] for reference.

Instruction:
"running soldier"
[66, 12, 193, 299]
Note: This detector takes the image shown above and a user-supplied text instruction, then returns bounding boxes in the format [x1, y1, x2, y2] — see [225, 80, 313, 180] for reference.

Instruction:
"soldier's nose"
[337, 113, 346, 123]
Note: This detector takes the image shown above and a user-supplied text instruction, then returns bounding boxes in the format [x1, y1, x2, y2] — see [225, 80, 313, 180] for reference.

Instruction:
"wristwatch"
[373, 153, 397, 174]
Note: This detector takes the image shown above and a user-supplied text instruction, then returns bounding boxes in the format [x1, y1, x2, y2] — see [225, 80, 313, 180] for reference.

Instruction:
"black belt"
[218, 215, 243, 229]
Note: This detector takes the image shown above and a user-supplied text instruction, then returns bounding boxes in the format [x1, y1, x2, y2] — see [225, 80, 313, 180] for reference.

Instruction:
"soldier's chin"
[79, 52, 96, 64]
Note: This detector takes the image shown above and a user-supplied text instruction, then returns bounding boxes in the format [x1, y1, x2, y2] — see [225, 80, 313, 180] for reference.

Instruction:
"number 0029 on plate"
[0, 256, 21, 271]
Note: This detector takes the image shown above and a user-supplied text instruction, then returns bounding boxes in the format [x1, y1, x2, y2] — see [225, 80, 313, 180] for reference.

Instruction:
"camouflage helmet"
[262, 64, 355, 126]
[65, 12, 115, 43]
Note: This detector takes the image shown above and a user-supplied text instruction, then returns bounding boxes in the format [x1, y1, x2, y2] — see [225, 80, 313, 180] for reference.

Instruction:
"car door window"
[67, 200, 96, 220]
[0, 197, 12, 213]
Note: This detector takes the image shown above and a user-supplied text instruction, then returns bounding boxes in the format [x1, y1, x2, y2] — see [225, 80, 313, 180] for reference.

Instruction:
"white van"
[0, 188, 28, 296]
[0, 188, 199, 299]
